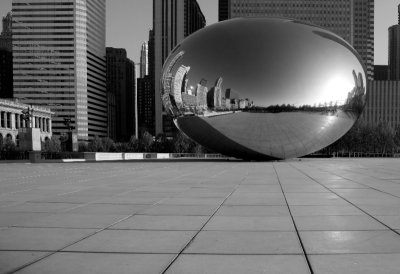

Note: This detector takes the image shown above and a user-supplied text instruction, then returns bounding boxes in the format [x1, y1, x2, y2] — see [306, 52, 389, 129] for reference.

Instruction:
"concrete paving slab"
[184, 231, 302, 254]
[0, 212, 50, 227]
[0, 227, 96, 251]
[111, 215, 209, 230]
[165, 254, 310, 274]
[357, 204, 400, 216]
[290, 205, 364, 216]
[375, 216, 400, 229]
[294, 215, 388, 231]
[281, 185, 329, 193]
[65, 204, 148, 215]
[0, 251, 49, 274]
[309, 254, 400, 274]
[224, 197, 287, 206]
[285, 193, 349, 206]
[300, 230, 400, 254]
[16, 253, 175, 274]
[204, 216, 295, 231]
[215, 205, 290, 217]
[0, 202, 79, 213]
[65, 230, 196, 253]
[13, 213, 129, 229]
[92, 196, 164, 205]
[140, 205, 217, 216]
[157, 197, 225, 206]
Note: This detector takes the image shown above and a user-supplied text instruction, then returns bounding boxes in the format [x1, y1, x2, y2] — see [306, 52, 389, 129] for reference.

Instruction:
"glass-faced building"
[12, 0, 107, 141]
[219, 0, 374, 80]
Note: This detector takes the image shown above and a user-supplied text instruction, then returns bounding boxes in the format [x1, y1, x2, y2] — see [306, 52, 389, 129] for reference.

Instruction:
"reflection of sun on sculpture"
[161, 18, 367, 160]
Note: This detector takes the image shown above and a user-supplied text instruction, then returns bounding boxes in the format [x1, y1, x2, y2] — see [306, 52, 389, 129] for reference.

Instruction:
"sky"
[0, 0, 397, 65]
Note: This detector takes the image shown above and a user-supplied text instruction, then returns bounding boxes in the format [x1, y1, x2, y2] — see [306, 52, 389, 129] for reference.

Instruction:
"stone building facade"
[0, 99, 53, 144]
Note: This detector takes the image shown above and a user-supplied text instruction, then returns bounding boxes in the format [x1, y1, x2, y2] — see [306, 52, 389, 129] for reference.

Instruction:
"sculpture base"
[18, 128, 41, 151]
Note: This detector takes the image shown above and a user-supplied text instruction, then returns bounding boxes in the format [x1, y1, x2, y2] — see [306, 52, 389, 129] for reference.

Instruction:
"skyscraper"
[153, 0, 206, 136]
[12, 0, 107, 141]
[0, 12, 13, 98]
[389, 4, 400, 80]
[137, 75, 155, 136]
[140, 41, 148, 78]
[0, 12, 12, 50]
[219, 0, 374, 80]
[106, 48, 136, 142]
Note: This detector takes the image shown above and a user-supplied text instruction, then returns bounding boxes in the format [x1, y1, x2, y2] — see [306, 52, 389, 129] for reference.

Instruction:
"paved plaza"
[1, 159, 400, 273]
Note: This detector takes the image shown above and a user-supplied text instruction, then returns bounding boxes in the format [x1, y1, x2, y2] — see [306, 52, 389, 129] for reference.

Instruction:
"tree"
[394, 125, 400, 153]
[101, 137, 116, 152]
[152, 133, 173, 152]
[88, 136, 104, 152]
[173, 132, 195, 153]
[127, 135, 139, 152]
[139, 131, 153, 152]
[78, 142, 88, 152]
[42, 136, 61, 152]
[1, 137, 16, 152]
[376, 122, 395, 155]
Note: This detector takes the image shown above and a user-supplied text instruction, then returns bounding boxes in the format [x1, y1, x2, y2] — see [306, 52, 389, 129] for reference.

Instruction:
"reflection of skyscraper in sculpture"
[225, 88, 239, 101]
[173, 65, 191, 106]
[225, 88, 239, 109]
[225, 98, 231, 109]
[196, 79, 208, 108]
[182, 93, 197, 106]
[207, 77, 223, 108]
[239, 99, 249, 109]
[161, 51, 185, 109]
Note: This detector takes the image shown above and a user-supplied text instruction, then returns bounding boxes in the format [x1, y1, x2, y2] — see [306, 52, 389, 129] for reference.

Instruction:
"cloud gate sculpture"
[161, 18, 367, 160]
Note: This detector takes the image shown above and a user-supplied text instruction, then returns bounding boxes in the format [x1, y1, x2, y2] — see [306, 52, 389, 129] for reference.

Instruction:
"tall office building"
[0, 12, 13, 98]
[389, 5, 400, 80]
[362, 80, 400, 129]
[219, 0, 375, 80]
[12, 0, 107, 141]
[106, 48, 136, 142]
[0, 12, 12, 51]
[153, 0, 206, 136]
[140, 41, 148, 78]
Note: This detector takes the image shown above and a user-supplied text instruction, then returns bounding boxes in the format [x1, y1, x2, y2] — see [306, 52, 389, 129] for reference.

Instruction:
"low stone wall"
[124, 153, 145, 160]
[83, 152, 172, 161]
[80, 152, 228, 162]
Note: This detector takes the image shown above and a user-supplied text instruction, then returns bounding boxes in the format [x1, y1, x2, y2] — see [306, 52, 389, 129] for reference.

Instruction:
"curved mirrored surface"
[161, 18, 367, 160]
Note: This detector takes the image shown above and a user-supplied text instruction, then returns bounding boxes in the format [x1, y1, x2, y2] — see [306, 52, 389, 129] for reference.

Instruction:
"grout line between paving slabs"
[4, 166, 216, 274]
[290, 163, 400, 238]
[159, 165, 244, 274]
[272, 163, 314, 274]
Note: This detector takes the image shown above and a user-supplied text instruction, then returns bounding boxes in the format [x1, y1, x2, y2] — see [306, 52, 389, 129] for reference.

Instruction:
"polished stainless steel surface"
[161, 18, 367, 160]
